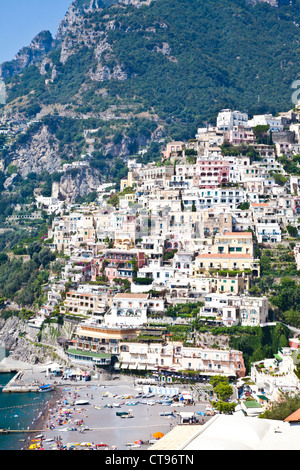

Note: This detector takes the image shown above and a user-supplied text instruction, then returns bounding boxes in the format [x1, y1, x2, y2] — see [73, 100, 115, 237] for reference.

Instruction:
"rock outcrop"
[0, 315, 70, 366]
[8, 124, 62, 177]
[0, 31, 54, 80]
[52, 166, 101, 202]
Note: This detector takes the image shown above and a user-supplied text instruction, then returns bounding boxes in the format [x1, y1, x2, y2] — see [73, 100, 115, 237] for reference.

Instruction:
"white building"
[294, 243, 300, 270]
[216, 109, 248, 131]
[105, 293, 165, 327]
[248, 114, 284, 132]
[251, 347, 300, 397]
[105, 293, 149, 327]
[137, 260, 176, 284]
[181, 188, 246, 211]
[200, 293, 269, 327]
[119, 340, 246, 377]
[256, 221, 282, 243]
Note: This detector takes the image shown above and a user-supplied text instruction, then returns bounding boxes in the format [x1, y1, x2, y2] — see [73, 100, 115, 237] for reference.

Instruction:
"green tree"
[212, 401, 236, 414]
[286, 225, 298, 237]
[271, 172, 288, 186]
[259, 393, 300, 420]
[108, 193, 119, 207]
[214, 382, 233, 402]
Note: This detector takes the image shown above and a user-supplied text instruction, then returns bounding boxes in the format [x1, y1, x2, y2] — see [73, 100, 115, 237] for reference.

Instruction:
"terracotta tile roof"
[284, 409, 300, 423]
[114, 293, 149, 299]
[251, 203, 269, 207]
[196, 254, 253, 258]
[217, 232, 252, 236]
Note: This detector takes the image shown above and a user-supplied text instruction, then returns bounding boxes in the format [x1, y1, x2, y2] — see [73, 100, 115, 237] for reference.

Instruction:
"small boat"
[75, 400, 90, 405]
[121, 414, 134, 419]
[113, 403, 121, 408]
[116, 411, 129, 417]
[39, 384, 54, 393]
[29, 443, 40, 450]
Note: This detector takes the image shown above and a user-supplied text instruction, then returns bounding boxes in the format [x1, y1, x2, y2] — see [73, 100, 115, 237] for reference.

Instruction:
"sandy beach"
[34, 379, 210, 451]
[0, 358, 212, 451]
[28, 377, 209, 450]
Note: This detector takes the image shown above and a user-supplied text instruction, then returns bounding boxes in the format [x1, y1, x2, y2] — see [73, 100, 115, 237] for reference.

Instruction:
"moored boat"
[39, 384, 54, 393]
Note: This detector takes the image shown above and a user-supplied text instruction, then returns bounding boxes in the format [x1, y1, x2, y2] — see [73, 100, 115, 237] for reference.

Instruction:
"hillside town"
[10, 104, 300, 413]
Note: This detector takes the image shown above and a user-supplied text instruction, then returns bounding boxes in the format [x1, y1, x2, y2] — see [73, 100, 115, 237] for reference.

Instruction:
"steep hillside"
[0, 0, 300, 191]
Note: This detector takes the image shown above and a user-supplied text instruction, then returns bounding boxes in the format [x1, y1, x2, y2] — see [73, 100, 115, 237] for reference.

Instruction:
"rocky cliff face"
[0, 316, 51, 365]
[52, 166, 101, 202]
[8, 124, 62, 177]
[0, 315, 73, 366]
[0, 31, 54, 80]
[56, 0, 108, 42]
[246, 0, 278, 5]
[0, 0, 298, 202]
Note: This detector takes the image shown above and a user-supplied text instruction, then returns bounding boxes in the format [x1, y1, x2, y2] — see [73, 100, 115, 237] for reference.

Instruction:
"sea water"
[0, 348, 53, 450]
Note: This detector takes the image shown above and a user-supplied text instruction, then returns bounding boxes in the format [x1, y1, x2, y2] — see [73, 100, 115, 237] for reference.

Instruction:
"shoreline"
[32, 381, 210, 451]
[19, 387, 62, 450]
[0, 358, 212, 451]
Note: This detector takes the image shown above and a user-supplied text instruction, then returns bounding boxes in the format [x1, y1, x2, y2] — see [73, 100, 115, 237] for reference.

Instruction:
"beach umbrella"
[153, 432, 164, 439]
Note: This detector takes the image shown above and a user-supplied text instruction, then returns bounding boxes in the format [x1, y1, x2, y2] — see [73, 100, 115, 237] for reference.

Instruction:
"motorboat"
[39, 384, 54, 393]
[75, 400, 90, 405]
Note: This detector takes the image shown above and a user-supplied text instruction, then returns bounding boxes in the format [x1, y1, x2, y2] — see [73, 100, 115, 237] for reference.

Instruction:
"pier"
[1, 370, 40, 393]
[0, 429, 44, 435]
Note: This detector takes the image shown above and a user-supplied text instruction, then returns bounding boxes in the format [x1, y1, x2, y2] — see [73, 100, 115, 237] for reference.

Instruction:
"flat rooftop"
[149, 413, 300, 450]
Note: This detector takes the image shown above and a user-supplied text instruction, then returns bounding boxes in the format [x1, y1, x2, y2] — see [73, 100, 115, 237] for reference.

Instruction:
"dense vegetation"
[210, 323, 290, 373]
[259, 392, 300, 420]
[0, 0, 299, 366]
[0, 240, 55, 308]
[3, 0, 300, 143]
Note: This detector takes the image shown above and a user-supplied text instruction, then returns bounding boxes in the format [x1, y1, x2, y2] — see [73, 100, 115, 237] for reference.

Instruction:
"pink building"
[194, 159, 230, 186]
[162, 141, 184, 160]
[225, 126, 255, 145]
[103, 249, 146, 283]
[293, 197, 300, 215]
[289, 338, 300, 349]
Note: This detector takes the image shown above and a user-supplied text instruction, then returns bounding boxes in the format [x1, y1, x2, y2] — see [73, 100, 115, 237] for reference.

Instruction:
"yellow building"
[120, 171, 134, 192]
[207, 273, 249, 294]
[74, 321, 140, 356]
[213, 232, 254, 256]
[62, 288, 108, 316]
[194, 253, 259, 276]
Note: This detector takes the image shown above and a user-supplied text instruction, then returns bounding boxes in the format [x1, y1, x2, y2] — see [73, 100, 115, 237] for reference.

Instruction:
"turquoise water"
[0, 349, 54, 450]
